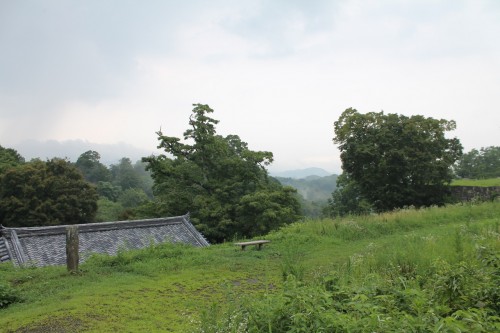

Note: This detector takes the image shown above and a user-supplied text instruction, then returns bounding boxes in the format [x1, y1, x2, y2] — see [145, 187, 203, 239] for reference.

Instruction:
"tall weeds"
[196, 202, 500, 332]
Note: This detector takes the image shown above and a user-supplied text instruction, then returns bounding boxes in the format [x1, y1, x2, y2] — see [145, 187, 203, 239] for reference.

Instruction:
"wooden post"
[66, 226, 79, 273]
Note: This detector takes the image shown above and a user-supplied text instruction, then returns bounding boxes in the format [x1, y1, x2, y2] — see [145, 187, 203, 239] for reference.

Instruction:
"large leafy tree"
[455, 146, 500, 179]
[333, 108, 462, 212]
[144, 104, 301, 242]
[0, 158, 98, 227]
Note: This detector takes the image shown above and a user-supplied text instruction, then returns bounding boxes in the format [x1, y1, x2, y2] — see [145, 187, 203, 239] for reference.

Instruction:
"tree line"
[1, 104, 498, 241]
[454, 146, 500, 179]
[0, 148, 154, 227]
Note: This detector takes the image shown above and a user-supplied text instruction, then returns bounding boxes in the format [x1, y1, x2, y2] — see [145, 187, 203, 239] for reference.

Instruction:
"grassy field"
[451, 178, 500, 187]
[1, 201, 499, 332]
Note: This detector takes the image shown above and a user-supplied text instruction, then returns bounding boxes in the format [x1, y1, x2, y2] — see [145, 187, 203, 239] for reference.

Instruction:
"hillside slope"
[1, 201, 499, 332]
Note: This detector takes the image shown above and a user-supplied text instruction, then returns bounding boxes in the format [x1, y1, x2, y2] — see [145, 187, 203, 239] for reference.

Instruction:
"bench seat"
[234, 240, 270, 250]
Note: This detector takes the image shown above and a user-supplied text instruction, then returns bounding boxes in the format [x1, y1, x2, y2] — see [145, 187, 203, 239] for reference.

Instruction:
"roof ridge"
[180, 214, 210, 247]
[4, 216, 188, 237]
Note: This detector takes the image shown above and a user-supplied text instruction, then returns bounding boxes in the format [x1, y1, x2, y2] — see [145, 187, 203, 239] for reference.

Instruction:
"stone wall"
[450, 186, 500, 202]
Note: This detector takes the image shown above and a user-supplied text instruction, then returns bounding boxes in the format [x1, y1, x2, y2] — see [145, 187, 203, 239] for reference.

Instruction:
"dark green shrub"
[0, 283, 20, 309]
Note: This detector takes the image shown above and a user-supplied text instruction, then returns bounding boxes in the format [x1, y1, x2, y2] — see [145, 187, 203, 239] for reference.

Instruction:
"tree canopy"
[73, 151, 156, 222]
[331, 108, 462, 213]
[454, 146, 500, 179]
[0, 158, 98, 227]
[75, 150, 111, 183]
[110, 158, 142, 190]
[143, 104, 301, 242]
[0, 145, 25, 174]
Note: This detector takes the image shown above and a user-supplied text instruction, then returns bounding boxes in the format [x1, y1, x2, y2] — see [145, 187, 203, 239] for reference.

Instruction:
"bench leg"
[241, 245, 246, 251]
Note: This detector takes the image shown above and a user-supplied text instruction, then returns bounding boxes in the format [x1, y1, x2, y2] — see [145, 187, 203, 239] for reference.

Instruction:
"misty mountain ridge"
[270, 167, 332, 179]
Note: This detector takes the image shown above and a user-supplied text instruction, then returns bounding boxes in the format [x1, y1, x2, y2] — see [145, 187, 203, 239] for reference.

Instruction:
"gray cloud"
[1, 0, 499, 172]
[219, 0, 341, 57]
[0, 1, 182, 102]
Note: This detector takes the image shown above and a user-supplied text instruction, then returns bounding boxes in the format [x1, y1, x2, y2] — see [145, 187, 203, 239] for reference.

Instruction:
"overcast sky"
[1, 0, 499, 173]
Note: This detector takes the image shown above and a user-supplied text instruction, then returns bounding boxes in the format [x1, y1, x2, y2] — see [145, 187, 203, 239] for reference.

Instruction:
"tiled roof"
[0, 236, 9, 263]
[0, 214, 209, 267]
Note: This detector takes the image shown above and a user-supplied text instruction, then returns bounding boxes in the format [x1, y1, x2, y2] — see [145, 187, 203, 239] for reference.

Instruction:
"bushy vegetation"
[0, 145, 25, 174]
[0, 158, 98, 227]
[0, 283, 20, 309]
[1, 202, 499, 332]
[455, 146, 500, 179]
[199, 224, 500, 332]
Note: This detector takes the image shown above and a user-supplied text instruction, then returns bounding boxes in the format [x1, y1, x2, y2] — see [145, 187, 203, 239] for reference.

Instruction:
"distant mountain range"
[270, 167, 332, 179]
[273, 173, 339, 203]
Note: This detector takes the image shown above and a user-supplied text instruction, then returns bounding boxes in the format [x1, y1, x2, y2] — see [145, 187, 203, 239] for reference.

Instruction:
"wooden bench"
[234, 240, 270, 251]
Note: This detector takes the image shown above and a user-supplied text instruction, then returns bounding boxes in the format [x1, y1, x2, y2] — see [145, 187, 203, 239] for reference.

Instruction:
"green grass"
[1, 201, 499, 332]
[451, 177, 500, 187]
